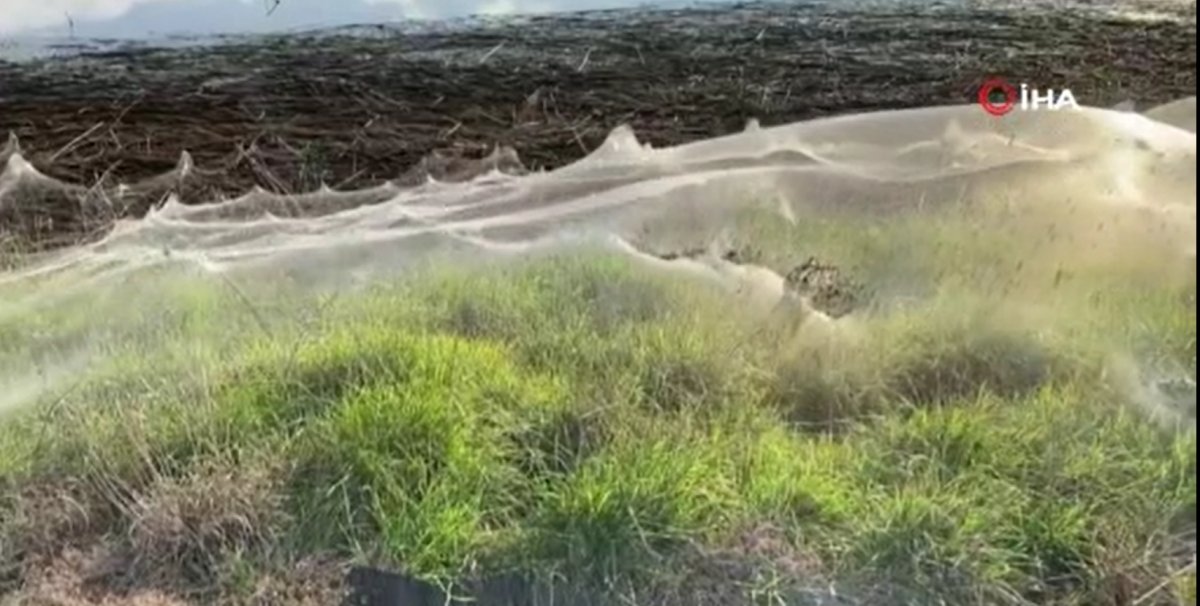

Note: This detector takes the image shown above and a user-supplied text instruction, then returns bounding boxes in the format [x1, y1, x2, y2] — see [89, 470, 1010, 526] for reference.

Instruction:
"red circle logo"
[978, 78, 1017, 116]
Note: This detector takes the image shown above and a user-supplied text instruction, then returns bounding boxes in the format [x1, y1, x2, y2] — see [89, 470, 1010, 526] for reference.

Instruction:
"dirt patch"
[785, 257, 867, 319]
[649, 246, 868, 317]
[5, 548, 346, 606]
[6, 547, 186, 606]
[0, 0, 1195, 246]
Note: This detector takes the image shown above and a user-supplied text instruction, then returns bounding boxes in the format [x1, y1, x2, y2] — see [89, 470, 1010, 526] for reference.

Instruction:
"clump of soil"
[785, 257, 867, 319]
[648, 245, 867, 318]
[654, 247, 710, 262]
[721, 247, 764, 265]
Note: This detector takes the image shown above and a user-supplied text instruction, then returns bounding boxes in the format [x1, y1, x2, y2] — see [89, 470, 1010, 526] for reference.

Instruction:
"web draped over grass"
[0, 101, 1196, 604]
[1, 217, 1194, 604]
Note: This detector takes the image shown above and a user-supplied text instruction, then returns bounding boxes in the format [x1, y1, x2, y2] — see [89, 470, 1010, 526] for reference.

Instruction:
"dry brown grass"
[3, 482, 101, 562]
[121, 460, 287, 589]
[3, 548, 346, 606]
[4, 547, 187, 606]
[2, 456, 297, 605]
[220, 558, 347, 606]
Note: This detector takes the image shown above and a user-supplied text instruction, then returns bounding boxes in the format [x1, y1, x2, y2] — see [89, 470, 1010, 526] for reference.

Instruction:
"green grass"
[0, 210, 1194, 605]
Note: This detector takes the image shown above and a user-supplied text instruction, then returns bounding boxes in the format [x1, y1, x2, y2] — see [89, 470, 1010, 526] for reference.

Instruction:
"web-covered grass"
[0, 210, 1194, 605]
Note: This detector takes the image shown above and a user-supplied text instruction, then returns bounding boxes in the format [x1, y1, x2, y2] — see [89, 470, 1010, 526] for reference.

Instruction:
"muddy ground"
[0, 0, 1196, 217]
